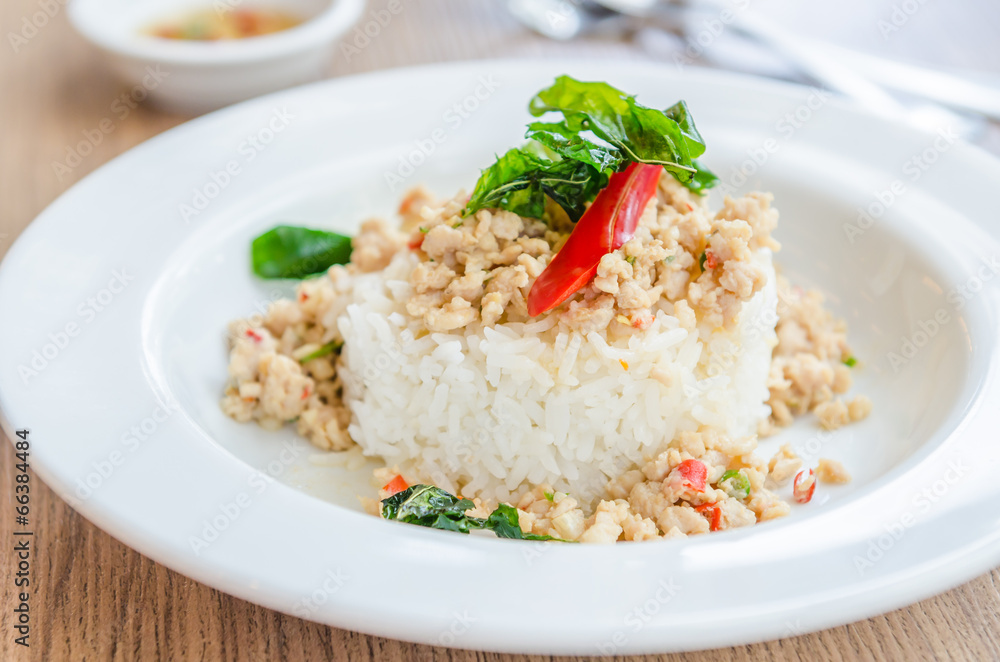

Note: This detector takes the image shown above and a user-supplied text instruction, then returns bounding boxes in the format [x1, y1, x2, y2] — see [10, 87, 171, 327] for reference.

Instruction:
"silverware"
[506, 0, 994, 139]
[504, 0, 613, 41]
[809, 42, 1000, 120]
[664, 1, 986, 138]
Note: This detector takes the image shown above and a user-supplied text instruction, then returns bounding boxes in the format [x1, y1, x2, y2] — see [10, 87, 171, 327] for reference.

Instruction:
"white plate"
[2, 60, 1000, 655]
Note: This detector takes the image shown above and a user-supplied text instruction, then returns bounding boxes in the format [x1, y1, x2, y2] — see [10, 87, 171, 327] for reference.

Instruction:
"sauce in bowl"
[147, 8, 302, 41]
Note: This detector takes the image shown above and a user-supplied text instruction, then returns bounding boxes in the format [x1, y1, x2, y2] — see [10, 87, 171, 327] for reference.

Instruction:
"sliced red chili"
[793, 469, 816, 504]
[675, 459, 707, 492]
[695, 502, 722, 531]
[383, 474, 409, 497]
[245, 329, 263, 342]
[704, 250, 718, 270]
[527, 163, 662, 316]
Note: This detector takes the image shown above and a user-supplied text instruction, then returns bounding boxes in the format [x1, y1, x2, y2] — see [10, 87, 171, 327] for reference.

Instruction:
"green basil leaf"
[528, 76, 701, 181]
[488, 504, 569, 542]
[381, 484, 475, 522]
[465, 147, 604, 222]
[685, 159, 719, 194]
[428, 513, 481, 534]
[486, 503, 527, 539]
[525, 121, 622, 175]
[523, 531, 565, 541]
[381, 485, 572, 541]
[463, 76, 718, 222]
[663, 100, 708, 159]
[251, 225, 352, 279]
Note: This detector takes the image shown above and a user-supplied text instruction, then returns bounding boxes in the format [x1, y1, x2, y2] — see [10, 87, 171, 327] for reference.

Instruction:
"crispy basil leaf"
[465, 147, 605, 221]
[487, 503, 564, 541]
[525, 121, 622, 175]
[486, 503, 528, 539]
[464, 76, 717, 221]
[528, 76, 702, 182]
[381, 486, 571, 542]
[427, 513, 477, 533]
[251, 225, 352, 279]
[686, 159, 719, 194]
[663, 100, 707, 159]
[381, 484, 475, 522]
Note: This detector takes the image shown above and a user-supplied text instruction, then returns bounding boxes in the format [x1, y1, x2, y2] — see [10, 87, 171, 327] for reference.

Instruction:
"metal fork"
[506, 0, 995, 139]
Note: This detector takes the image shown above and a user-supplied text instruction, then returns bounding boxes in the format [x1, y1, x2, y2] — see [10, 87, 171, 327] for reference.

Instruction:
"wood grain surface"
[2, 0, 1000, 660]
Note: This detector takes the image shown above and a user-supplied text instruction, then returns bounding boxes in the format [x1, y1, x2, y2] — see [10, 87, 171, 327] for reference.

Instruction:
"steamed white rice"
[338, 249, 778, 503]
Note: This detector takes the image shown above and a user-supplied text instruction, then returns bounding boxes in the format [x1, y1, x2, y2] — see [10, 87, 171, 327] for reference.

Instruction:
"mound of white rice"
[337, 249, 778, 504]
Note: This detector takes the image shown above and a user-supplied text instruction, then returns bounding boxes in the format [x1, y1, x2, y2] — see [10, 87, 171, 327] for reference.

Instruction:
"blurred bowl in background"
[68, 0, 366, 115]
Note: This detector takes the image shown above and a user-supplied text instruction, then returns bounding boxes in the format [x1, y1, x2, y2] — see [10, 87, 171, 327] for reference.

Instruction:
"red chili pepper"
[383, 474, 408, 497]
[527, 163, 662, 316]
[695, 502, 722, 531]
[408, 235, 424, 251]
[676, 459, 707, 492]
[704, 250, 718, 270]
[245, 329, 262, 342]
[793, 469, 816, 504]
[300, 386, 310, 400]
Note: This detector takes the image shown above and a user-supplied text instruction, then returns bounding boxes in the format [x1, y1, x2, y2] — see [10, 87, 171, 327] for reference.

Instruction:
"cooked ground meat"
[766, 443, 803, 489]
[816, 458, 852, 484]
[505, 427, 788, 542]
[404, 175, 777, 334]
[762, 274, 871, 435]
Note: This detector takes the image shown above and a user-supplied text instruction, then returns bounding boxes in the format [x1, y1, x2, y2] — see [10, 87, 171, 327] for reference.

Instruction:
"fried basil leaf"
[525, 120, 622, 175]
[382, 486, 571, 542]
[686, 159, 719, 194]
[381, 485, 482, 534]
[487, 503, 564, 541]
[464, 76, 717, 221]
[465, 147, 605, 221]
[528, 76, 706, 183]
[251, 225, 352, 279]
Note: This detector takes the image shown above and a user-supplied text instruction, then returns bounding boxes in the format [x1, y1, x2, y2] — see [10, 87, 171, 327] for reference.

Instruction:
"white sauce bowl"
[68, 0, 366, 114]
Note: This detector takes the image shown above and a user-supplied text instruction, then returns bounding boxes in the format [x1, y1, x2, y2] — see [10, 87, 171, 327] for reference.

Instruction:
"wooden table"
[2, 0, 999, 659]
